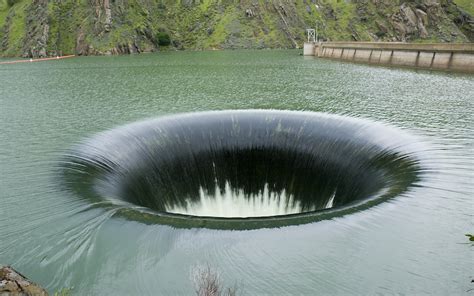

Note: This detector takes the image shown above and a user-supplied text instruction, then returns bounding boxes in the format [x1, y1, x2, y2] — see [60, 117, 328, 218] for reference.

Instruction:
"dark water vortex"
[61, 110, 421, 229]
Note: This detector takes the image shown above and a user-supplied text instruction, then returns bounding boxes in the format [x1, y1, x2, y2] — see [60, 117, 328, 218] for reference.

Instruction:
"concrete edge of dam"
[304, 42, 474, 73]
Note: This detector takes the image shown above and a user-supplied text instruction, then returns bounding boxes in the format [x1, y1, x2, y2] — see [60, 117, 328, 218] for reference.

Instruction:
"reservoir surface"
[0, 50, 472, 295]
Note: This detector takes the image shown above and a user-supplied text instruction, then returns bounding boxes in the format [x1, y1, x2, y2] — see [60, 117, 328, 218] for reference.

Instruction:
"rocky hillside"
[0, 0, 472, 57]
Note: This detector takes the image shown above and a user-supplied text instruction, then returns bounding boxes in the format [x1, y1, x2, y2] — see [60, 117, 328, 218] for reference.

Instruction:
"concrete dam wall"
[304, 42, 474, 73]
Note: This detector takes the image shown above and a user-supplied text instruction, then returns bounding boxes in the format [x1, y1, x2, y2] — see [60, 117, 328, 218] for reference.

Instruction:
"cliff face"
[0, 0, 472, 57]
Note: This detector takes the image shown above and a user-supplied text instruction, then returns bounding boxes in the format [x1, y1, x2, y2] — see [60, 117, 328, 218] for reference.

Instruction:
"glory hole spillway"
[61, 110, 421, 230]
[2, 49, 472, 295]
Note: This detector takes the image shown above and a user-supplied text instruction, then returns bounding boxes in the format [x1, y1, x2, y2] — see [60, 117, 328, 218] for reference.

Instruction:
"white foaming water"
[325, 191, 335, 209]
[165, 182, 317, 218]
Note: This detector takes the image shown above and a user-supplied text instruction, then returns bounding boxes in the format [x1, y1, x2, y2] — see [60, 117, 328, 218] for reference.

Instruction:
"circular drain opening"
[62, 110, 420, 229]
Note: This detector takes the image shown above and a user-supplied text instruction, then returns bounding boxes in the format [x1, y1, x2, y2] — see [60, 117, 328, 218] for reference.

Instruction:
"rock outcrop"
[0, 0, 472, 56]
[21, 0, 49, 58]
[365, 0, 472, 42]
[0, 265, 48, 296]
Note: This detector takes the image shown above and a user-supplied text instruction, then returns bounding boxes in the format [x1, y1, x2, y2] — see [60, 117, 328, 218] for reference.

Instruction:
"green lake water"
[0, 50, 473, 295]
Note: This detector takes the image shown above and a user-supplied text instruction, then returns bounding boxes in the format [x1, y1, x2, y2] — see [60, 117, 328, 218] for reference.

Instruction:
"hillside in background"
[0, 0, 472, 57]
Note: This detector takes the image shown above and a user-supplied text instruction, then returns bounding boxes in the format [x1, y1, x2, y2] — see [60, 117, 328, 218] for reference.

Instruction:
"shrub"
[191, 265, 238, 296]
[7, 0, 20, 6]
[156, 32, 171, 46]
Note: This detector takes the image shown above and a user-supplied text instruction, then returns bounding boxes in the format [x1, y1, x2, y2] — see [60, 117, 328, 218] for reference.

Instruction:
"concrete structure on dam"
[304, 42, 474, 73]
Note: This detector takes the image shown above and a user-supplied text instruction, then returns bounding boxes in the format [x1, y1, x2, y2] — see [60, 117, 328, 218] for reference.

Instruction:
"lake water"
[0, 50, 473, 295]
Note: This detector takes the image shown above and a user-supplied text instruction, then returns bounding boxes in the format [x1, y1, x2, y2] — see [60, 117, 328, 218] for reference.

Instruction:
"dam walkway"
[304, 42, 474, 73]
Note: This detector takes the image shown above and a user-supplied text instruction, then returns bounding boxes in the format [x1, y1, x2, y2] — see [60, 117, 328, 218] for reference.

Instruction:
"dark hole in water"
[121, 147, 391, 217]
[61, 110, 420, 226]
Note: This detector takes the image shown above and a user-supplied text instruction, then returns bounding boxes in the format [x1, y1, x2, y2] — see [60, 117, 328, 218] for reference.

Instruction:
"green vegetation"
[6, 0, 19, 6]
[0, 1, 9, 36]
[156, 32, 170, 46]
[4, 0, 27, 55]
[46, 1, 88, 55]
[323, 0, 357, 40]
[0, 0, 472, 57]
[455, 0, 474, 16]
